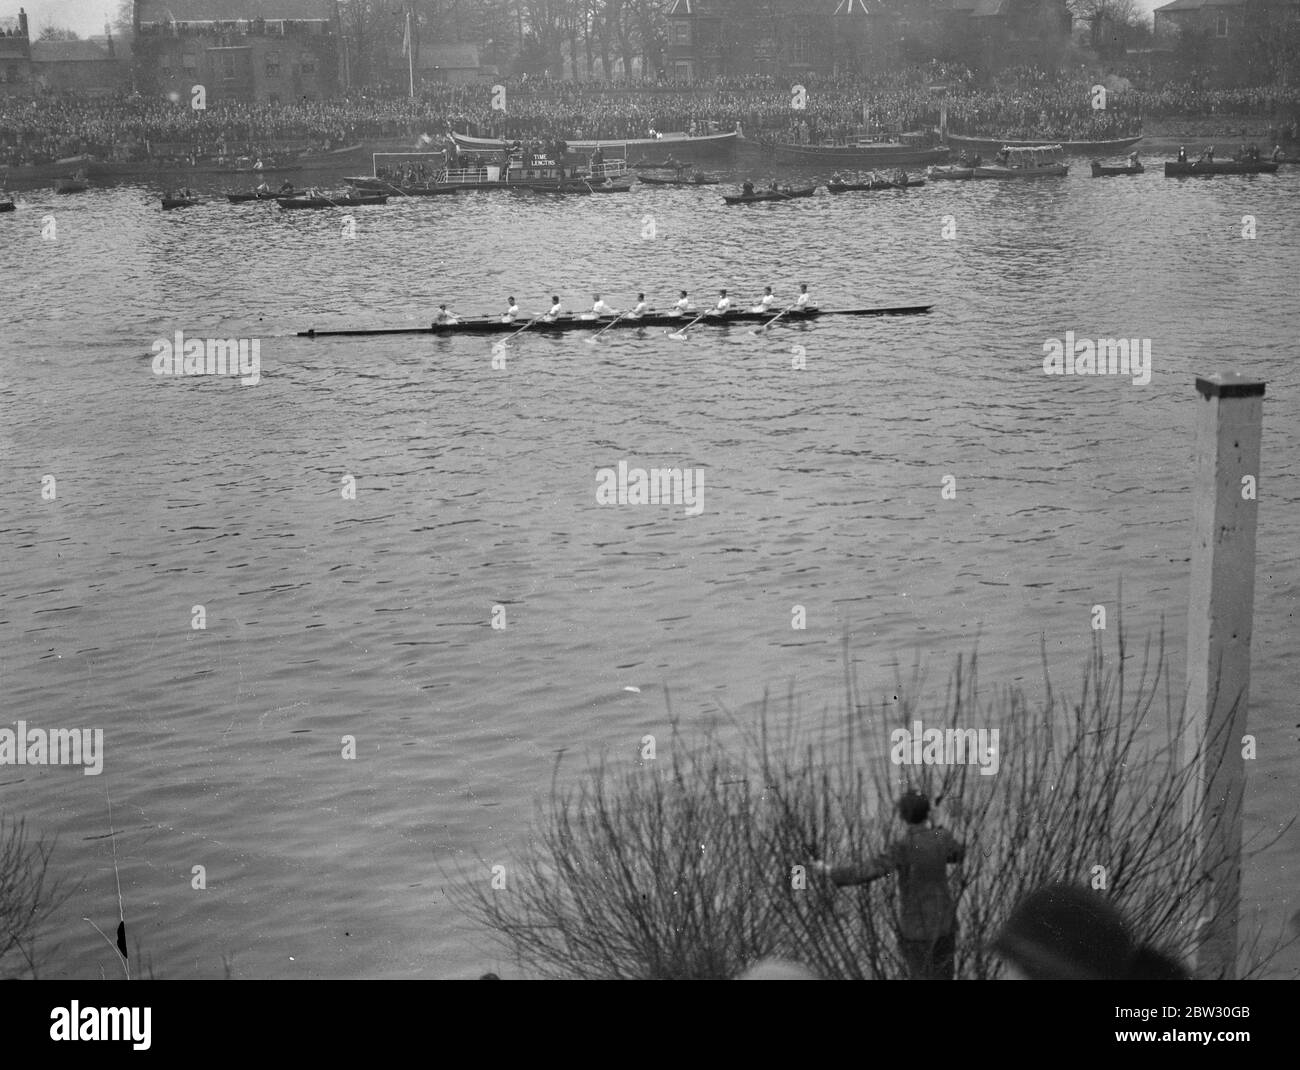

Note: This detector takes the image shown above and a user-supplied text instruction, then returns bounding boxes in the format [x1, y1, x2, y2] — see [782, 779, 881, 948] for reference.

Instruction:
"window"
[221, 53, 235, 80]
[181, 51, 198, 69]
[670, 21, 692, 45]
[791, 34, 812, 62]
[300, 52, 316, 74]
[265, 49, 280, 76]
[1216, 14, 1228, 35]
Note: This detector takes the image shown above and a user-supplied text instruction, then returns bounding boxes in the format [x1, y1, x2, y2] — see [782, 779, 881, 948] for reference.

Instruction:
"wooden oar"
[667, 310, 708, 340]
[584, 310, 628, 344]
[751, 304, 795, 335]
[502, 313, 545, 345]
[370, 177, 413, 198]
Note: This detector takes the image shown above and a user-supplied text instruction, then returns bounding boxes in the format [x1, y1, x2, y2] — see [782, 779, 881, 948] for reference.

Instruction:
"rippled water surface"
[2, 162, 1298, 977]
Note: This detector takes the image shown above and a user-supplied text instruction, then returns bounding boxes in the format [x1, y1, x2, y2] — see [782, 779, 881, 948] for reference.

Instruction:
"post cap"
[1195, 372, 1265, 399]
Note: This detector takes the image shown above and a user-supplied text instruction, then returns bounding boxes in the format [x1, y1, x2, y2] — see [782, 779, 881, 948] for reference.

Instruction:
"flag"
[402, 11, 411, 58]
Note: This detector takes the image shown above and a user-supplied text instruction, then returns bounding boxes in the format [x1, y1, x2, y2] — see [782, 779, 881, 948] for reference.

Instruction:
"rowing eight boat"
[299, 306, 932, 337]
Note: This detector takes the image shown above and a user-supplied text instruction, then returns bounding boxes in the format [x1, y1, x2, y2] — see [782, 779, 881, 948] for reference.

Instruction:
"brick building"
[131, 2, 342, 103]
[0, 8, 32, 95]
[1153, 0, 1300, 85]
[665, 0, 1073, 79]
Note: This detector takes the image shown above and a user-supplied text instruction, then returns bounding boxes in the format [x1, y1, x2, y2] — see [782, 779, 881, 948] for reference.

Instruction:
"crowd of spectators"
[2, 66, 1298, 167]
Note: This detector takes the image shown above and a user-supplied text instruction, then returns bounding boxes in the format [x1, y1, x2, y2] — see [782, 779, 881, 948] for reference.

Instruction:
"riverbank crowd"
[2, 67, 1298, 167]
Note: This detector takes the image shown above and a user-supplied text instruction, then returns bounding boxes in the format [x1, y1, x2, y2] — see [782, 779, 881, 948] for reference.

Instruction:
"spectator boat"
[827, 174, 924, 192]
[226, 190, 286, 202]
[53, 177, 89, 193]
[1091, 160, 1144, 176]
[927, 165, 974, 180]
[1164, 158, 1279, 176]
[277, 192, 390, 209]
[636, 173, 720, 186]
[161, 194, 200, 209]
[946, 134, 1142, 155]
[723, 184, 818, 204]
[452, 130, 739, 154]
[973, 146, 1068, 178]
[755, 136, 949, 166]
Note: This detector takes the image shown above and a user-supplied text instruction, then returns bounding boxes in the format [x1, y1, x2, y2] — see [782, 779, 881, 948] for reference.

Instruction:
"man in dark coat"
[813, 790, 965, 979]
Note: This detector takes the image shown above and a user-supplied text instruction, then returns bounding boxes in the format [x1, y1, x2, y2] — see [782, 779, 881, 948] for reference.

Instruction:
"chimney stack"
[18, 7, 28, 38]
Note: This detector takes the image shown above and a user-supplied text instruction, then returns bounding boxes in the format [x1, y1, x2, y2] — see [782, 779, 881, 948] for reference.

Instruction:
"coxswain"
[541, 296, 564, 322]
[1178, 145, 1187, 163]
[628, 293, 648, 320]
[831, 170, 843, 185]
[502, 296, 520, 323]
[751, 286, 776, 313]
[592, 294, 617, 316]
[794, 283, 815, 312]
[1127, 151, 1139, 167]
[741, 179, 755, 196]
[433, 304, 459, 326]
[711, 289, 732, 316]
[674, 290, 691, 316]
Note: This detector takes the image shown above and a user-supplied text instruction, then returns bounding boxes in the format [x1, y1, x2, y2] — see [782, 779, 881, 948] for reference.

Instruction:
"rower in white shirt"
[501, 296, 520, 323]
[751, 285, 776, 313]
[794, 283, 815, 311]
[591, 293, 617, 317]
[710, 289, 732, 315]
[674, 290, 692, 316]
[541, 295, 564, 321]
[628, 293, 648, 319]
[433, 304, 459, 325]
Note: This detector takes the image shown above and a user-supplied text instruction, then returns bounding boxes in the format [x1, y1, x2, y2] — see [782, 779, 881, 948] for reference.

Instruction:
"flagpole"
[407, 8, 414, 99]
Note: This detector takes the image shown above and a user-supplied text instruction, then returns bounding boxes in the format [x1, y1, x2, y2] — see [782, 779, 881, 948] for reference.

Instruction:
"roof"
[416, 44, 481, 70]
[136, 1, 331, 16]
[668, 0, 694, 13]
[1153, 0, 1246, 10]
[30, 40, 116, 62]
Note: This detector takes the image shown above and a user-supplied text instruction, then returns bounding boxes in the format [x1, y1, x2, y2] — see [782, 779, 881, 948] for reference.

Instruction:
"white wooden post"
[1183, 371, 1265, 979]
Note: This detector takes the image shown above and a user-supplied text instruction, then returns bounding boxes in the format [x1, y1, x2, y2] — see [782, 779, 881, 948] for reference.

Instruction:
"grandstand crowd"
[2, 67, 1297, 166]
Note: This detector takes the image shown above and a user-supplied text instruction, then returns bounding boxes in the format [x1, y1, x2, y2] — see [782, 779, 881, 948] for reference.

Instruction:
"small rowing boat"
[300, 306, 931, 337]
[54, 177, 89, 193]
[277, 193, 390, 209]
[723, 185, 817, 204]
[637, 173, 720, 186]
[1091, 160, 1144, 177]
[827, 177, 924, 192]
[348, 182, 459, 197]
[1164, 159, 1278, 176]
[0, 198, 15, 213]
[161, 195, 200, 209]
[227, 190, 284, 202]
[527, 179, 635, 194]
[927, 165, 974, 180]
[631, 157, 693, 170]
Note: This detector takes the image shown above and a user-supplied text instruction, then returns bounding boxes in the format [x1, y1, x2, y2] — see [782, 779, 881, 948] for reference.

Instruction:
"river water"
[2, 160, 1297, 978]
